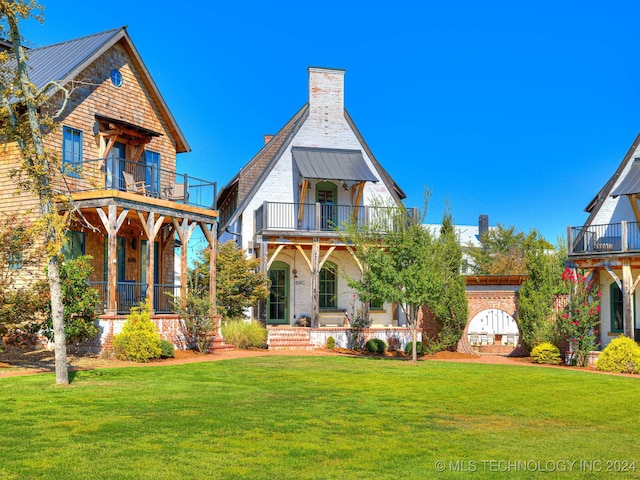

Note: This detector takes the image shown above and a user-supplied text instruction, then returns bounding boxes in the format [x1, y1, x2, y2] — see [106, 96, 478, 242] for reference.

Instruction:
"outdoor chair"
[164, 182, 188, 202]
[122, 171, 148, 195]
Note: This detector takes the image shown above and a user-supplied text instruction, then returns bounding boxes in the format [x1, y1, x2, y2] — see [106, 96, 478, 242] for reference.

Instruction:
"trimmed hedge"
[405, 341, 425, 356]
[596, 336, 640, 374]
[365, 338, 387, 354]
[530, 342, 561, 365]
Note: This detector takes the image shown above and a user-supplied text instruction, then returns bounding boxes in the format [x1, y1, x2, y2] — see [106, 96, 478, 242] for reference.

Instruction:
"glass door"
[267, 262, 289, 325]
[316, 182, 337, 230]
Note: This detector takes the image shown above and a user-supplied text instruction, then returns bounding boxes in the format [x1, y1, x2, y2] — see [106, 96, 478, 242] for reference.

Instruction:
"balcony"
[255, 202, 417, 235]
[568, 221, 640, 255]
[59, 157, 217, 209]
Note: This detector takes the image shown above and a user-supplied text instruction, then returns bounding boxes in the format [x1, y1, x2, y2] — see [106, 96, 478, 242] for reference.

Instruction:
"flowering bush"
[558, 268, 601, 366]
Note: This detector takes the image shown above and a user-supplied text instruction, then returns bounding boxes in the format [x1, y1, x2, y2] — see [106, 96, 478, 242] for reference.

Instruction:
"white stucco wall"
[598, 270, 640, 348]
[591, 145, 640, 226]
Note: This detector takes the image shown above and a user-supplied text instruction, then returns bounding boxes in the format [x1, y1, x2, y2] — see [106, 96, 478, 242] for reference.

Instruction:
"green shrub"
[326, 336, 335, 349]
[221, 320, 267, 349]
[530, 342, 561, 365]
[365, 338, 387, 353]
[112, 302, 162, 362]
[159, 340, 175, 359]
[405, 340, 425, 357]
[596, 336, 640, 374]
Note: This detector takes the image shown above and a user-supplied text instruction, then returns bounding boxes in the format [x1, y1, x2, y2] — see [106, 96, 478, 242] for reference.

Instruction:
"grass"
[1, 357, 640, 479]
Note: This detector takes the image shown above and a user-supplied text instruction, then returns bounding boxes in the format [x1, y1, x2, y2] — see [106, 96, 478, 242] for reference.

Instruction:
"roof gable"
[582, 132, 640, 226]
[17, 27, 189, 153]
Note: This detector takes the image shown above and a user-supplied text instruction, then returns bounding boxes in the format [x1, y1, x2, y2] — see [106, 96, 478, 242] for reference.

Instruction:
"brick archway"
[458, 276, 525, 355]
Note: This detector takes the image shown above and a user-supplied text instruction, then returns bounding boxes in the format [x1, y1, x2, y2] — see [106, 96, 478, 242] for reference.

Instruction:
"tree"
[467, 224, 528, 275]
[41, 256, 100, 348]
[517, 234, 566, 351]
[424, 211, 468, 352]
[0, 1, 71, 384]
[343, 196, 447, 362]
[190, 240, 269, 320]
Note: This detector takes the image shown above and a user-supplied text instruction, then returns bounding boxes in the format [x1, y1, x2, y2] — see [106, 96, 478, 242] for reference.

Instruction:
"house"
[217, 67, 416, 348]
[1, 28, 218, 349]
[567, 133, 640, 347]
[424, 213, 493, 275]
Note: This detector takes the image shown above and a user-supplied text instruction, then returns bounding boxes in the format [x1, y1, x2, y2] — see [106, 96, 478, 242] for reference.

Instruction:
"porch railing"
[568, 221, 640, 255]
[90, 281, 180, 315]
[255, 202, 417, 234]
[59, 157, 217, 210]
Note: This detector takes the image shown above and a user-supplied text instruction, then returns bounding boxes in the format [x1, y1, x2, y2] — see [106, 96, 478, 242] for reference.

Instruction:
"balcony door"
[316, 182, 337, 231]
[106, 142, 126, 190]
[267, 262, 289, 325]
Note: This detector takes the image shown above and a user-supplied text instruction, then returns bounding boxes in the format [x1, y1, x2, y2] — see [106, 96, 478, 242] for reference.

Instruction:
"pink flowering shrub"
[558, 268, 601, 366]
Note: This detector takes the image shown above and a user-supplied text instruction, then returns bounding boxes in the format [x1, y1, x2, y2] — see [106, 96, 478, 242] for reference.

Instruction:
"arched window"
[319, 261, 337, 309]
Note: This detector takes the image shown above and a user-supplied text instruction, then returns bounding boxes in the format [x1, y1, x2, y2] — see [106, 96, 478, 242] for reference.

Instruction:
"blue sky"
[16, 0, 640, 244]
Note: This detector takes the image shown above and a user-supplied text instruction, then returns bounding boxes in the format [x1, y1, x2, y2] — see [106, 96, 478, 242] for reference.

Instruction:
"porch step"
[207, 336, 235, 353]
[267, 327, 315, 351]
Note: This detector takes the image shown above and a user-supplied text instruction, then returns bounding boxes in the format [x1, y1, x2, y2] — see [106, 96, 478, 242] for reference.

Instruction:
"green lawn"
[1, 356, 639, 479]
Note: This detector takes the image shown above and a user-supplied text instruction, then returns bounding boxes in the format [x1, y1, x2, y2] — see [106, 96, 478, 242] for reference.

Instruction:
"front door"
[267, 262, 289, 325]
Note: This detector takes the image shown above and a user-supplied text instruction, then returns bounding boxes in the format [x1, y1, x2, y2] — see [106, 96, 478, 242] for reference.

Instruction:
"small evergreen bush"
[112, 302, 162, 362]
[365, 338, 386, 353]
[221, 320, 267, 349]
[530, 342, 561, 365]
[596, 336, 640, 374]
[405, 340, 425, 356]
[326, 336, 335, 349]
[159, 340, 175, 358]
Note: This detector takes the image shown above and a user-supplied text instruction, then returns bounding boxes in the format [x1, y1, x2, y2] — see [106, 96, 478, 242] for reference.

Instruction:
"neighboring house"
[424, 214, 493, 274]
[568, 133, 640, 347]
[217, 67, 415, 345]
[1, 28, 218, 347]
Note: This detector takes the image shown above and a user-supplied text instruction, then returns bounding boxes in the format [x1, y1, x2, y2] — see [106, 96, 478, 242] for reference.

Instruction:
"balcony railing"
[255, 202, 417, 234]
[90, 281, 180, 315]
[568, 221, 640, 255]
[59, 157, 216, 209]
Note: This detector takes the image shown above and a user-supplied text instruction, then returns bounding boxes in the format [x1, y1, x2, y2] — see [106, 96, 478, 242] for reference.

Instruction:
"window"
[319, 261, 337, 309]
[610, 283, 636, 333]
[370, 298, 384, 311]
[145, 150, 160, 196]
[8, 227, 24, 270]
[62, 231, 85, 260]
[62, 126, 83, 177]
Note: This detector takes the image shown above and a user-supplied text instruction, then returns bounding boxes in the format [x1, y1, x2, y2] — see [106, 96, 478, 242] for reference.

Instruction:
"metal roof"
[23, 28, 123, 91]
[292, 146, 378, 182]
[611, 159, 640, 197]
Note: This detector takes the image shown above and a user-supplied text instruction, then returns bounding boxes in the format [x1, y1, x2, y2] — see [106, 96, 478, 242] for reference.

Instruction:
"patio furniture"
[164, 182, 188, 202]
[123, 171, 148, 195]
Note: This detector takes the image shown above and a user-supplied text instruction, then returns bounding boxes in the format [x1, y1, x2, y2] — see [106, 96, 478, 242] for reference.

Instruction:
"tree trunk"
[5, 7, 69, 385]
[48, 257, 68, 384]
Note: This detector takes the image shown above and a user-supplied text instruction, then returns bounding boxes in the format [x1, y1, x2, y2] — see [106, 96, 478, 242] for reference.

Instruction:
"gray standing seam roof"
[24, 28, 123, 92]
[611, 159, 640, 197]
[292, 147, 378, 182]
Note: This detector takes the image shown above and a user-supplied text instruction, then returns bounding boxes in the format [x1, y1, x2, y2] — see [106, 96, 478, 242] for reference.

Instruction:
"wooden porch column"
[199, 222, 217, 315]
[137, 212, 165, 315]
[311, 237, 320, 327]
[173, 218, 196, 307]
[96, 205, 128, 315]
[622, 261, 635, 339]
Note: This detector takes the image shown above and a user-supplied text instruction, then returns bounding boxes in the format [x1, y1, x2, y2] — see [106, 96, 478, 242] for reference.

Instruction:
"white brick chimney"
[308, 67, 346, 123]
